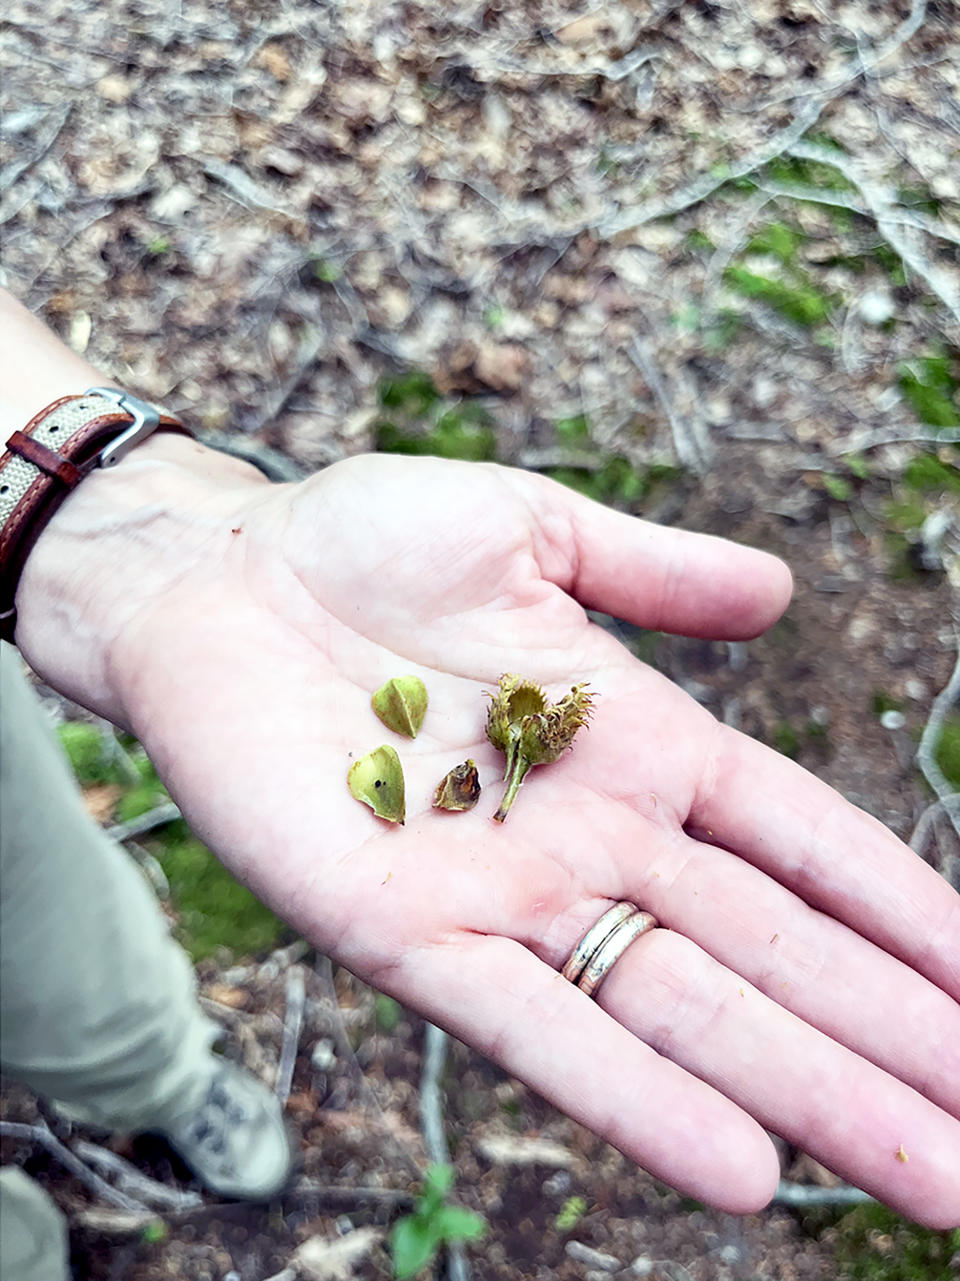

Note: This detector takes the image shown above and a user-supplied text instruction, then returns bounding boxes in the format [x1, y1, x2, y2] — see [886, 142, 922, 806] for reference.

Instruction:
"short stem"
[493, 757, 531, 822]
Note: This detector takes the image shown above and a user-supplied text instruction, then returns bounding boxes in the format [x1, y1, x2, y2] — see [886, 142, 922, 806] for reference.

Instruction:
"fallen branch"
[916, 636, 960, 849]
[785, 140, 960, 331]
[0, 1121, 149, 1213]
[106, 801, 182, 843]
[909, 796, 960, 889]
[72, 1140, 203, 1211]
[628, 335, 713, 474]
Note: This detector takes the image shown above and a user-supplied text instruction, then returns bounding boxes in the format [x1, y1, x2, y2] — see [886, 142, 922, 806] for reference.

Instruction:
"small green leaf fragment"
[372, 676, 428, 738]
[433, 760, 481, 811]
[348, 746, 406, 824]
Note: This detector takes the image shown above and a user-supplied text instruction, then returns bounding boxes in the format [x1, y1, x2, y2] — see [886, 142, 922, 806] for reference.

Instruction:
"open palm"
[103, 452, 960, 1227]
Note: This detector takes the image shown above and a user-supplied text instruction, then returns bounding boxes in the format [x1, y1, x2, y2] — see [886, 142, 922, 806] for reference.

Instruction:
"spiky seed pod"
[485, 675, 594, 821]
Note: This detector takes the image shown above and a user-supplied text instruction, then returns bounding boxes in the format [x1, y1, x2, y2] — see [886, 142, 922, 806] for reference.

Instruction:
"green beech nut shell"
[371, 676, 428, 739]
[348, 745, 406, 824]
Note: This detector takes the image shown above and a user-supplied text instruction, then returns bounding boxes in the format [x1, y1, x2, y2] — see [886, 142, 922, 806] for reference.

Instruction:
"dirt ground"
[2, 1, 959, 1278]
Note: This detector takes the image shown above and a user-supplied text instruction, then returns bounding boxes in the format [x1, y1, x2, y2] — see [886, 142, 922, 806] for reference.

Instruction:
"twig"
[275, 964, 306, 1106]
[628, 335, 713, 474]
[243, 323, 329, 435]
[0, 1121, 149, 1213]
[72, 1140, 203, 1211]
[909, 796, 960, 888]
[314, 956, 422, 1179]
[106, 801, 182, 843]
[916, 636, 960, 848]
[0, 103, 71, 193]
[785, 141, 960, 330]
[825, 426, 960, 455]
[597, 97, 826, 238]
[772, 1178, 874, 1208]
[420, 1023, 469, 1281]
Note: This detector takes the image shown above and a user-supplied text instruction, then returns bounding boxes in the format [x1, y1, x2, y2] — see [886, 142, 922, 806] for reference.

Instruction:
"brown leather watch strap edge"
[0, 393, 191, 643]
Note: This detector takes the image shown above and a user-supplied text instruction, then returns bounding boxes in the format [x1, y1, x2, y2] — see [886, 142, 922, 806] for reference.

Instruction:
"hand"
[17, 444, 960, 1227]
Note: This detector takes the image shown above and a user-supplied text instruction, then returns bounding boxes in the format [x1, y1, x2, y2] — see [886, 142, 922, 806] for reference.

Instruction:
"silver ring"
[560, 901, 637, 985]
[576, 911, 658, 997]
[561, 902, 658, 998]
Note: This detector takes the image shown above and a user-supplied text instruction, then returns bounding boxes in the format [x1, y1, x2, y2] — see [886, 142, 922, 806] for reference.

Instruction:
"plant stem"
[493, 757, 531, 822]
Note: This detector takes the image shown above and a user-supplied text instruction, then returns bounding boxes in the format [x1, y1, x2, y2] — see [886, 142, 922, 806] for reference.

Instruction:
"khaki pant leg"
[0, 643, 217, 1131]
[0, 1167, 70, 1281]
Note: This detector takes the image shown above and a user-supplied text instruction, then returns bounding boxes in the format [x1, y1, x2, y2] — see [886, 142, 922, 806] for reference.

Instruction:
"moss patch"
[375, 371, 497, 462]
[898, 355, 960, 429]
[832, 1203, 960, 1281]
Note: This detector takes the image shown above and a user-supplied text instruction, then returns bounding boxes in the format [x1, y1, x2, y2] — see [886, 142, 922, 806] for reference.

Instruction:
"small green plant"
[903, 454, 960, 494]
[374, 993, 402, 1032]
[375, 374, 497, 462]
[871, 689, 903, 718]
[898, 355, 960, 429]
[555, 1195, 588, 1231]
[823, 473, 853, 502]
[935, 713, 960, 790]
[380, 370, 441, 416]
[145, 235, 171, 256]
[390, 1164, 485, 1280]
[57, 722, 128, 786]
[312, 257, 342, 283]
[140, 1219, 168, 1245]
[773, 720, 800, 759]
[555, 413, 591, 443]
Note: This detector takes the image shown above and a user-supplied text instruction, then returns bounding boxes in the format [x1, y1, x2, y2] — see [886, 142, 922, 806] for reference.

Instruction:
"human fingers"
[608, 828, 960, 1119]
[398, 931, 781, 1214]
[511, 470, 793, 640]
[686, 723, 960, 1002]
[585, 927, 960, 1229]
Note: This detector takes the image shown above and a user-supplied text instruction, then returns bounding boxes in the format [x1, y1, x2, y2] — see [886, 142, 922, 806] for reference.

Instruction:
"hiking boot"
[157, 1058, 293, 1201]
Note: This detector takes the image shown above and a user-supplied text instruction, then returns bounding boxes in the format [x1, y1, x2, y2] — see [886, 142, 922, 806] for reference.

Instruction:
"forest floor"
[2, 1, 959, 1278]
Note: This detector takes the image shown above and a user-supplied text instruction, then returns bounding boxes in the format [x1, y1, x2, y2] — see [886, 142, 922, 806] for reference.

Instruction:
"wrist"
[13, 432, 272, 725]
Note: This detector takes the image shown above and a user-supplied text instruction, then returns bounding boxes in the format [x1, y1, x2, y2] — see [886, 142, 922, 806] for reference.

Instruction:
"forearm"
[1, 289, 271, 724]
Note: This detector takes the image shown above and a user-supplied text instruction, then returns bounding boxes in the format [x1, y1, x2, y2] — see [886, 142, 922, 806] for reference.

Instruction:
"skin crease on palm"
[15, 445, 960, 1230]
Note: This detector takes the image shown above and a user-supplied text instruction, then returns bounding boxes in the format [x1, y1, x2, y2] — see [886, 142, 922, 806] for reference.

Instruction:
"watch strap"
[0, 391, 191, 642]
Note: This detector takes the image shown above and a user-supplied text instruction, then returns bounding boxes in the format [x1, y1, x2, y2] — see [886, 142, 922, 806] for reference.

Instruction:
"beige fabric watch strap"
[0, 391, 190, 642]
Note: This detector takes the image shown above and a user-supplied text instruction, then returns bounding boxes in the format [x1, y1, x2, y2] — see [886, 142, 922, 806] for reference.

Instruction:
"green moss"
[774, 720, 800, 759]
[746, 221, 803, 264]
[833, 1203, 960, 1281]
[764, 152, 857, 193]
[546, 458, 682, 507]
[904, 454, 960, 493]
[686, 229, 715, 252]
[935, 713, 960, 789]
[57, 722, 123, 786]
[376, 404, 496, 462]
[898, 356, 960, 429]
[724, 265, 836, 327]
[149, 827, 289, 962]
[554, 414, 591, 443]
[885, 498, 927, 533]
[379, 370, 441, 416]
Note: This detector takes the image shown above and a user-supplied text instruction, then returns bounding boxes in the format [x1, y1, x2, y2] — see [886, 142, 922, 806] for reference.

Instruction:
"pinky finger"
[401, 932, 781, 1214]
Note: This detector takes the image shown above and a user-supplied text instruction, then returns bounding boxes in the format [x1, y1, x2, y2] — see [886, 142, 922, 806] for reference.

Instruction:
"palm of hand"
[122, 453, 960, 1227]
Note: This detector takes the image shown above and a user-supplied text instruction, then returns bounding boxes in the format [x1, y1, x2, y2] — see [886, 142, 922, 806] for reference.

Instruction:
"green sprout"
[390, 1164, 485, 1279]
[485, 675, 594, 822]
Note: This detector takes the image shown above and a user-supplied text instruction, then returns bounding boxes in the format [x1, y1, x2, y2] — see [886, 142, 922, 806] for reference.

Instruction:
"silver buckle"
[86, 387, 161, 468]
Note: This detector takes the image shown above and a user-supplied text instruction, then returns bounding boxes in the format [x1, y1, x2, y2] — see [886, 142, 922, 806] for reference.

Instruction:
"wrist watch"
[0, 388, 191, 642]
